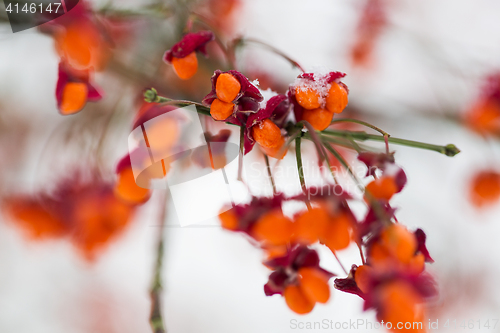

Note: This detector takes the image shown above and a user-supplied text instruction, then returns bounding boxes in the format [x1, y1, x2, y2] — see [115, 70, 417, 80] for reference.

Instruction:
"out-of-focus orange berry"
[380, 224, 417, 264]
[408, 253, 426, 275]
[365, 176, 398, 201]
[252, 119, 283, 148]
[252, 209, 293, 246]
[326, 82, 348, 114]
[219, 208, 239, 230]
[298, 267, 331, 304]
[284, 285, 315, 314]
[216, 73, 241, 102]
[470, 170, 500, 207]
[146, 117, 179, 152]
[55, 21, 109, 71]
[5, 198, 67, 239]
[295, 86, 321, 110]
[260, 136, 287, 159]
[302, 108, 334, 131]
[72, 191, 134, 260]
[354, 265, 373, 293]
[210, 98, 235, 120]
[114, 167, 150, 204]
[171, 52, 198, 80]
[263, 244, 289, 261]
[378, 280, 425, 332]
[466, 100, 500, 135]
[321, 213, 352, 252]
[293, 207, 329, 245]
[369, 242, 391, 270]
[60, 82, 88, 115]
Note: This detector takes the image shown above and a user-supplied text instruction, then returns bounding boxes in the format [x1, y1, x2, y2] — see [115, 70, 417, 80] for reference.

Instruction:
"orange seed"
[210, 98, 235, 120]
[295, 86, 321, 109]
[252, 119, 283, 148]
[216, 73, 241, 102]
[171, 52, 198, 80]
[302, 108, 334, 131]
[60, 82, 88, 115]
[325, 82, 348, 114]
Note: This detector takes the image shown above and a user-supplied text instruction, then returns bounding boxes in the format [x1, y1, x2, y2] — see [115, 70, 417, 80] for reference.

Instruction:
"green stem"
[295, 136, 312, 210]
[264, 153, 277, 195]
[322, 129, 460, 157]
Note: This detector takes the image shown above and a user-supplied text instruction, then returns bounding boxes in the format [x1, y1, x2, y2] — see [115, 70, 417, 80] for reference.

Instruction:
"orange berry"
[219, 208, 239, 230]
[298, 267, 331, 304]
[55, 21, 109, 70]
[60, 82, 88, 115]
[114, 167, 150, 204]
[378, 280, 425, 331]
[260, 136, 287, 159]
[252, 209, 293, 246]
[263, 244, 289, 261]
[252, 119, 283, 148]
[365, 176, 398, 201]
[325, 82, 348, 114]
[380, 224, 417, 264]
[354, 265, 373, 293]
[466, 100, 500, 135]
[470, 170, 500, 207]
[171, 52, 198, 80]
[302, 108, 334, 131]
[293, 207, 329, 245]
[5, 198, 67, 239]
[284, 285, 315, 314]
[368, 242, 392, 271]
[321, 213, 352, 252]
[216, 73, 241, 102]
[210, 98, 235, 120]
[408, 253, 425, 275]
[295, 86, 321, 109]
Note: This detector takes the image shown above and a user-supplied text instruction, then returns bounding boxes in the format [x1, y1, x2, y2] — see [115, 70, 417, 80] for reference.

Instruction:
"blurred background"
[1, 0, 500, 332]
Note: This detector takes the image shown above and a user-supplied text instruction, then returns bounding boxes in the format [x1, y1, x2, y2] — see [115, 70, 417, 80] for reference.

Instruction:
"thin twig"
[150, 191, 168, 333]
[332, 250, 348, 275]
[263, 153, 277, 195]
[295, 136, 312, 210]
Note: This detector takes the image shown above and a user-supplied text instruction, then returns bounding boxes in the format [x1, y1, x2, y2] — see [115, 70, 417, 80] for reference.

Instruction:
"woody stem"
[150, 192, 168, 333]
[238, 126, 244, 181]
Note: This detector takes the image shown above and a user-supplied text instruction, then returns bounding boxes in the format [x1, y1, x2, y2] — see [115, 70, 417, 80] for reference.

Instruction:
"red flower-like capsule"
[56, 61, 102, 115]
[191, 130, 232, 169]
[358, 152, 407, 202]
[335, 264, 437, 331]
[264, 245, 334, 314]
[289, 72, 349, 131]
[245, 94, 290, 158]
[163, 31, 215, 80]
[465, 74, 500, 135]
[218, 194, 293, 245]
[114, 153, 152, 204]
[51, 4, 111, 71]
[203, 70, 263, 123]
[350, 0, 387, 68]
